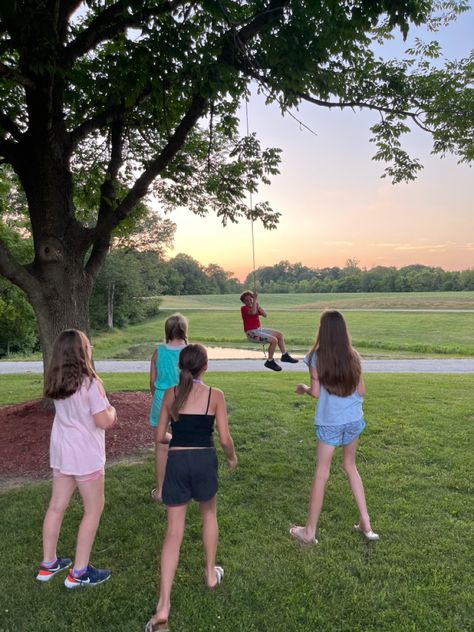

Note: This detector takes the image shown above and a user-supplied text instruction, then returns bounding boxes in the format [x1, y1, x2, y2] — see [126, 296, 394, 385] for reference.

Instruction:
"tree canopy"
[0, 0, 472, 364]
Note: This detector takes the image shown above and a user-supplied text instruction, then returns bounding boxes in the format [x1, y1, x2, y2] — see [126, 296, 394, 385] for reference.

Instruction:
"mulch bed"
[0, 392, 154, 487]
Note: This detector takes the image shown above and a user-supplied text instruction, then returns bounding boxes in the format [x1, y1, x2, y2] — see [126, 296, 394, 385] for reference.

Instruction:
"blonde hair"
[170, 344, 208, 420]
[164, 313, 188, 343]
[309, 310, 361, 397]
[44, 329, 99, 399]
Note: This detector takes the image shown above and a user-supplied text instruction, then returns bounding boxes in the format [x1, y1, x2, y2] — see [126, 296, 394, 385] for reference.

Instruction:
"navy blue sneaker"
[264, 359, 282, 372]
[36, 557, 72, 582]
[64, 564, 111, 588]
[281, 352, 298, 363]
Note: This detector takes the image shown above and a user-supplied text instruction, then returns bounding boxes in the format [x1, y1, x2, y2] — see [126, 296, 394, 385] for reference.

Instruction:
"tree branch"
[0, 61, 35, 89]
[62, 0, 187, 66]
[85, 121, 124, 279]
[294, 91, 433, 133]
[0, 137, 18, 163]
[0, 112, 23, 142]
[70, 104, 127, 149]
[87, 0, 292, 249]
[0, 239, 39, 296]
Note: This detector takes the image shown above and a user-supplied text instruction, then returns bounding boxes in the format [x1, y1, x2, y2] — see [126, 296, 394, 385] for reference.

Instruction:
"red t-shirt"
[241, 305, 261, 331]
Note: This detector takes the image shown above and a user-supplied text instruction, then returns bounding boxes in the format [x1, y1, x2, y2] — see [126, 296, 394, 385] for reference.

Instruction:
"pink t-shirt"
[49, 378, 110, 476]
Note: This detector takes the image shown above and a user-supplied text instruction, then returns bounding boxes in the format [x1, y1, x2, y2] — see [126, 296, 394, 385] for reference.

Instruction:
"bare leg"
[74, 475, 105, 569]
[199, 496, 219, 587]
[42, 475, 76, 562]
[300, 441, 336, 541]
[266, 335, 277, 360]
[154, 430, 171, 500]
[275, 330, 286, 354]
[342, 439, 372, 532]
[154, 504, 188, 624]
[266, 329, 286, 355]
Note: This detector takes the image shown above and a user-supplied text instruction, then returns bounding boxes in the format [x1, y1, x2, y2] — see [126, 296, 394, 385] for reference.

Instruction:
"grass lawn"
[88, 308, 474, 360]
[1, 373, 473, 631]
[157, 291, 474, 311]
[3, 292, 473, 362]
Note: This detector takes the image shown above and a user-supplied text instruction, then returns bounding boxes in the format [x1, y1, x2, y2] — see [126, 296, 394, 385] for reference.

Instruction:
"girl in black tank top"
[169, 385, 215, 448]
[146, 344, 237, 632]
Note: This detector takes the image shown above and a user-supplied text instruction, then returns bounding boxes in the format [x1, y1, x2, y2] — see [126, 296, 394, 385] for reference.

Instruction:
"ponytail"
[170, 344, 208, 420]
[170, 367, 193, 420]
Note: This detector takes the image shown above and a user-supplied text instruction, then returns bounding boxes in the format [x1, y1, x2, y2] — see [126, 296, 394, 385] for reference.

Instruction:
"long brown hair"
[164, 313, 188, 343]
[170, 344, 208, 420]
[309, 310, 361, 397]
[44, 329, 99, 400]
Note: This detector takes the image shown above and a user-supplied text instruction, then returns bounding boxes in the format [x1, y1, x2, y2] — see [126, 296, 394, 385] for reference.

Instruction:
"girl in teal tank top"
[149, 313, 188, 502]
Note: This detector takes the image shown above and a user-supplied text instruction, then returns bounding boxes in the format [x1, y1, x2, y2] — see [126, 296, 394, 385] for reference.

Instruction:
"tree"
[0, 1, 472, 367]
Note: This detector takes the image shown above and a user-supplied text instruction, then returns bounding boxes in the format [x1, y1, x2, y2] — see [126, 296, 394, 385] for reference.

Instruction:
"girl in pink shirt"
[36, 329, 117, 588]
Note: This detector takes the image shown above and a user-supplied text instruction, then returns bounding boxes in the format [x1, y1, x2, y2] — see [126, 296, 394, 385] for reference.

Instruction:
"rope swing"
[245, 98, 258, 295]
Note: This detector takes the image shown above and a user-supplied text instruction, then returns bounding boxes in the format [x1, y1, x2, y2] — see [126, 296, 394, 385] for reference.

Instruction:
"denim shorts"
[162, 448, 218, 506]
[316, 419, 366, 447]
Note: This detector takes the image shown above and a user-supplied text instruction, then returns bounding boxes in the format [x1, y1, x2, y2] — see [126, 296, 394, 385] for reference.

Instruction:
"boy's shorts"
[316, 419, 366, 447]
[162, 449, 218, 506]
[245, 328, 274, 343]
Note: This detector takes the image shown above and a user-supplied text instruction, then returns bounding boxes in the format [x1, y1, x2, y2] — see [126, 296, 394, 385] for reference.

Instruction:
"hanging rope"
[245, 98, 257, 294]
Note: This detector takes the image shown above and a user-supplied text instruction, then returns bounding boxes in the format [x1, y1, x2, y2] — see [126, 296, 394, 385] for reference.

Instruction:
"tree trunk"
[107, 281, 115, 329]
[29, 273, 92, 373]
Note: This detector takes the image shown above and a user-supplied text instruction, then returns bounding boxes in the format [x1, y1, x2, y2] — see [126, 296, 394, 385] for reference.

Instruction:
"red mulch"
[0, 392, 154, 487]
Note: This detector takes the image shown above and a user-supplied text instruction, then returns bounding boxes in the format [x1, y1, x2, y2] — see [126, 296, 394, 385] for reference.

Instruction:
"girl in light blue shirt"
[290, 309, 379, 545]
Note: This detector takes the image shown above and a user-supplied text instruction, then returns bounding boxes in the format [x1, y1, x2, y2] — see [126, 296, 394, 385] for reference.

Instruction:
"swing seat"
[244, 333, 267, 358]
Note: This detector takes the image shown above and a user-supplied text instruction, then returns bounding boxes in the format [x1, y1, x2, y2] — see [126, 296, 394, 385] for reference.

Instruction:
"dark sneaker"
[36, 557, 72, 582]
[264, 359, 282, 372]
[64, 565, 111, 589]
[281, 352, 298, 363]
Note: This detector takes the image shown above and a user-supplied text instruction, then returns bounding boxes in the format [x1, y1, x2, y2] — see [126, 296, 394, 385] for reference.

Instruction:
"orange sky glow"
[161, 12, 474, 281]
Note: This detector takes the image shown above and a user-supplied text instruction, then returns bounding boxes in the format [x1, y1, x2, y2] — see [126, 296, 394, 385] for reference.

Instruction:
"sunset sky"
[163, 8, 474, 280]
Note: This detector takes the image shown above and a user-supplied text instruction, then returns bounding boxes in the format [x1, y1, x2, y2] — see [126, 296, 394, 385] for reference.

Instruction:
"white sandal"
[354, 524, 380, 541]
[208, 565, 224, 590]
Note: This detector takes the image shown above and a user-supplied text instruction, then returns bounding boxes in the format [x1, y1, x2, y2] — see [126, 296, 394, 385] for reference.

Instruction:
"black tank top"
[169, 387, 215, 448]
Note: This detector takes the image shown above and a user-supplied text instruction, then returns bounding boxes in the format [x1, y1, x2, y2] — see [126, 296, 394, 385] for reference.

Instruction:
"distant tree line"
[89, 251, 242, 330]
[2, 242, 474, 357]
[244, 260, 474, 293]
[0, 246, 242, 355]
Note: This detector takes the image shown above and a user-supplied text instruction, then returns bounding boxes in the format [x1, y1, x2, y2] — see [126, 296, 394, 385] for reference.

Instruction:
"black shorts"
[162, 449, 218, 506]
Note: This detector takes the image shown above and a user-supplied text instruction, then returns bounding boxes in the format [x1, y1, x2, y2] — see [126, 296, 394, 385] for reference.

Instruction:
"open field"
[156, 291, 474, 311]
[2, 292, 473, 362]
[90, 308, 474, 359]
[1, 373, 473, 631]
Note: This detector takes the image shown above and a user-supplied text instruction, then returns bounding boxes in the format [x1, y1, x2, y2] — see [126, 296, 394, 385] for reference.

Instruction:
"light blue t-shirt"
[304, 352, 364, 427]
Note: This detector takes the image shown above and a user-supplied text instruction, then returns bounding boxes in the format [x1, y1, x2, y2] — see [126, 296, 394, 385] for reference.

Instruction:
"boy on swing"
[240, 290, 298, 371]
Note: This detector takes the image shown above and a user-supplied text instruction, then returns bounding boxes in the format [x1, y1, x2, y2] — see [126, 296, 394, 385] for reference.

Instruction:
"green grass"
[0, 373, 148, 405]
[1, 373, 473, 631]
[2, 292, 473, 362]
[86, 308, 474, 360]
[157, 291, 474, 311]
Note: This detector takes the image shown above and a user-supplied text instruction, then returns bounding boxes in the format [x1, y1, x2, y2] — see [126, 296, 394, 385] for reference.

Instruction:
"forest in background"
[2, 246, 474, 357]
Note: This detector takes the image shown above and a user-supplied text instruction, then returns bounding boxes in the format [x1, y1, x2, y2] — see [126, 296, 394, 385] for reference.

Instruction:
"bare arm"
[93, 405, 117, 429]
[156, 389, 173, 444]
[214, 390, 237, 470]
[295, 366, 320, 398]
[149, 349, 157, 395]
[357, 377, 366, 397]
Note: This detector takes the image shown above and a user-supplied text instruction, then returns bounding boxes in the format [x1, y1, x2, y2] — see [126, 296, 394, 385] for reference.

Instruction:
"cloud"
[370, 241, 455, 251]
[324, 241, 355, 246]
